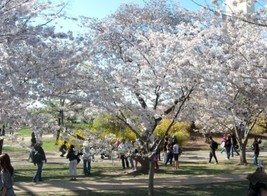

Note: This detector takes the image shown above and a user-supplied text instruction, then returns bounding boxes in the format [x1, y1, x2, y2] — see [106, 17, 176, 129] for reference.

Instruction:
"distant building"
[225, 0, 255, 15]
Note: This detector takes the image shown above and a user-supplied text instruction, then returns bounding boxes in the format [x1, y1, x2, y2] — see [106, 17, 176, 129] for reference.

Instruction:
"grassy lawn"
[12, 158, 252, 195]
[13, 159, 256, 182]
[4, 134, 255, 196]
[83, 182, 248, 196]
[15, 128, 32, 137]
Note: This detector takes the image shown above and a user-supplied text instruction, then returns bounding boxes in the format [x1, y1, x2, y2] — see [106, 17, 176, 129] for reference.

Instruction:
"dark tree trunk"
[0, 125, 5, 154]
[148, 158, 155, 196]
[55, 109, 64, 145]
[239, 139, 248, 165]
[0, 139, 3, 155]
[133, 156, 155, 195]
[137, 157, 150, 174]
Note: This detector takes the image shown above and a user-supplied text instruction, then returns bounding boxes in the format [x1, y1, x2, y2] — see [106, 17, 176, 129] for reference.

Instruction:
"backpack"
[212, 141, 218, 150]
[32, 152, 43, 163]
[225, 139, 231, 147]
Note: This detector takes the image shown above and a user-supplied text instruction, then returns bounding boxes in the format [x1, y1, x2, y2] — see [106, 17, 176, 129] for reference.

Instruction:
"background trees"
[189, 1, 267, 165]
[0, 0, 92, 152]
[0, 0, 266, 196]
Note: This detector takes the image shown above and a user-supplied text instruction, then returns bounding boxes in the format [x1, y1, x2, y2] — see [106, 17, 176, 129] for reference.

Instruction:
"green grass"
[157, 181, 248, 196]
[15, 181, 248, 196]
[3, 145, 26, 153]
[16, 128, 32, 137]
[13, 159, 255, 182]
[54, 182, 248, 196]
[42, 137, 59, 152]
[15, 163, 70, 182]
[7, 135, 255, 195]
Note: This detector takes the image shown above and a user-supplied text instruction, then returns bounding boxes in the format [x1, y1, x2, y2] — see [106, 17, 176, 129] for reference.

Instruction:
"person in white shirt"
[173, 142, 180, 169]
[118, 139, 129, 169]
[82, 141, 93, 176]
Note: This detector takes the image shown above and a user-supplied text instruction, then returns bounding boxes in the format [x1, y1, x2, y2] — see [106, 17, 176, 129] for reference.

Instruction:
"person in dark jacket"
[67, 145, 80, 181]
[252, 137, 262, 165]
[231, 133, 240, 157]
[28, 131, 37, 162]
[32, 142, 47, 182]
[59, 141, 68, 157]
[224, 134, 232, 160]
[208, 136, 218, 164]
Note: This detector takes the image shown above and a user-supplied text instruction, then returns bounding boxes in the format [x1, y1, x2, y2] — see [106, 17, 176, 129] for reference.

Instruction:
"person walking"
[32, 142, 47, 182]
[28, 131, 37, 162]
[252, 137, 262, 165]
[224, 134, 232, 160]
[173, 141, 180, 169]
[67, 145, 79, 181]
[118, 139, 129, 169]
[0, 153, 15, 196]
[220, 134, 227, 154]
[208, 136, 218, 164]
[82, 141, 93, 176]
[231, 133, 240, 157]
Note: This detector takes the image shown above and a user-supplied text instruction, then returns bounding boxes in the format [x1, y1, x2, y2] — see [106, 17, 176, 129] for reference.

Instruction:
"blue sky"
[65, 0, 203, 19]
[55, 0, 265, 33]
[55, 0, 205, 32]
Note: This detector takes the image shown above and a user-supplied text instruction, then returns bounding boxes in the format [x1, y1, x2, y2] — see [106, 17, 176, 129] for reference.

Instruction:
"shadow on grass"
[14, 160, 255, 182]
[14, 181, 248, 196]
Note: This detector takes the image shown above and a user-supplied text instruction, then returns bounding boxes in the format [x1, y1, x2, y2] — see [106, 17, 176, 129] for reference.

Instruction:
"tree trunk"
[237, 134, 248, 165]
[239, 143, 247, 165]
[234, 125, 249, 165]
[0, 126, 5, 154]
[148, 158, 154, 196]
[0, 139, 3, 154]
[137, 157, 150, 174]
[55, 109, 64, 145]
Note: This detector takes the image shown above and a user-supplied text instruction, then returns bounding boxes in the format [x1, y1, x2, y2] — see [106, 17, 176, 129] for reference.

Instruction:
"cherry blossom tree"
[188, 2, 267, 165]
[77, 1, 218, 195]
[0, 0, 91, 152]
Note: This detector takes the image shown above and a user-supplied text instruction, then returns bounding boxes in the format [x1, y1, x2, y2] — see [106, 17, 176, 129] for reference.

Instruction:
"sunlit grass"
[42, 137, 59, 152]
[7, 134, 254, 195]
[16, 128, 31, 137]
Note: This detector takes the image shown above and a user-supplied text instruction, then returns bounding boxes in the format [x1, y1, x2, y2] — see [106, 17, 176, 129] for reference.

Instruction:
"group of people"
[28, 130, 95, 182]
[113, 136, 182, 171]
[0, 138, 94, 195]
[116, 139, 139, 170]
[61, 140, 94, 181]
[115, 138, 163, 171]
[164, 137, 181, 169]
[1, 131, 265, 196]
[208, 133, 263, 166]
[220, 133, 240, 160]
